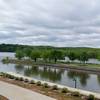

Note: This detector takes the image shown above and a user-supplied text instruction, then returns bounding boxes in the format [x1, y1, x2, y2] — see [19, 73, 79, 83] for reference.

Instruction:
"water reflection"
[15, 64, 24, 72]
[67, 70, 90, 86]
[0, 63, 100, 93]
[24, 66, 39, 76]
[97, 75, 100, 85]
[24, 66, 64, 82]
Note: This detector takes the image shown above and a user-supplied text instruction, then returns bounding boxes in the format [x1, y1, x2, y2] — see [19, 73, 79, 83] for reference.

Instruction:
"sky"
[0, 0, 100, 47]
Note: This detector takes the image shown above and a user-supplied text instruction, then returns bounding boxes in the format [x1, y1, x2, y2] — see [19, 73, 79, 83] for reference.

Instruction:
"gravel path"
[0, 81, 56, 100]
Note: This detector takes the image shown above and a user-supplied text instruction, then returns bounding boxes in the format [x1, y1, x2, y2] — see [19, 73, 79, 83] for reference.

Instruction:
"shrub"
[0, 73, 3, 76]
[17, 77, 21, 81]
[43, 83, 49, 88]
[61, 88, 68, 93]
[36, 81, 41, 86]
[52, 85, 58, 90]
[4, 74, 13, 79]
[2, 57, 9, 63]
[0, 72, 4, 76]
[88, 95, 95, 100]
[2, 73, 6, 77]
[15, 77, 19, 80]
[5, 73, 9, 78]
[30, 80, 35, 84]
[9, 75, 14, 79]
[72, 91, 80, 97]
[24, 79, 29, 83]
[7, 74, 11, 78]
[19, 77, 24, 81]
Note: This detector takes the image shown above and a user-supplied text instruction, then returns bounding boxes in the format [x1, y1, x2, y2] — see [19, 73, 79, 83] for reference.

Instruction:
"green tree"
[41, 51, 51, 62]
[50, 50, 64, 63]
[67, 52, 76, 62]
[15, 50, 24, 60]
[30, 50, 40, 62]
[23, 48, 32, 58]
[88, 51, 97, 59]
[79, 52, 89, 64]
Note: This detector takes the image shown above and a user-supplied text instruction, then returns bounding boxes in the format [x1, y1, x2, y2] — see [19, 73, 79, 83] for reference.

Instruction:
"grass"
[67, 63, 100, 69]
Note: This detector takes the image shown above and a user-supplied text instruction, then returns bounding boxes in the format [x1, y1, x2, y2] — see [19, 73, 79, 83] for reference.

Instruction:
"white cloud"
[0, 0, 100, 47]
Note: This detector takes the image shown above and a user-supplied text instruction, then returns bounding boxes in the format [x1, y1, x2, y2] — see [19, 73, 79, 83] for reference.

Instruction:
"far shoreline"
[3, 59, 100, 74]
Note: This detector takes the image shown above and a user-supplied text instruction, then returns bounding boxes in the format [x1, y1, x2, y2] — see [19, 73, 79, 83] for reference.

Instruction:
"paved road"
[0, 81, 56, 100]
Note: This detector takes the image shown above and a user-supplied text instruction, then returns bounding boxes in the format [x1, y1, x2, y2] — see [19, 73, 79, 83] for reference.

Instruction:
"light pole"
[73, 77, 77, 88]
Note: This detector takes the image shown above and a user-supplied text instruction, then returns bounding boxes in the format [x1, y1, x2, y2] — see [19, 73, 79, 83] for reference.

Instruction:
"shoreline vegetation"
[2, 43, 100, 73]
[2, 58, 100, 73]
[1, 44, 100, 64]
[1, 44, 100, 73]
[0, 72, 98, 100]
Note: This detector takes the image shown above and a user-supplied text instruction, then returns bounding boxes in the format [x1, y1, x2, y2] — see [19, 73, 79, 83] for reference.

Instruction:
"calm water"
[0, 52, 100, 93]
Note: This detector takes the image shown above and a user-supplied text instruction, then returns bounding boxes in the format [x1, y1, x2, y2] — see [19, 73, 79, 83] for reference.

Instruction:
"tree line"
[15, 48, 99, 64]
[1, 44, 100, 63]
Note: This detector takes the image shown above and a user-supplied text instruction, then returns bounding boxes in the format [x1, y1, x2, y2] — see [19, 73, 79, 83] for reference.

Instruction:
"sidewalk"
[0, 81, 56, 100]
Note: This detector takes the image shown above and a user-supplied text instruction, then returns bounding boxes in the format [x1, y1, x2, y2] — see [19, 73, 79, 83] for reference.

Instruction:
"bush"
[0, 72, 4, 76]
[17, 77, 21, 81]
[19, 77, 24, 81]
[36, 81, 41, 86]
[61, 88, 68, 93]
[24, 79, 29, 83]
[5, 73, 9, 78]
[72, 91, 80, 97]
[2, 57, 9, 63]
[9, 75, 14, 79]
[43, 83, 49, 88]
[30, 80, 35, 84]
[4, 74, 14, 79]
[52, 85, 58, 90]
[7, 74, 11, 78]
[2, 73, 7, 77]
[88, 95, 95, 100]
[15, 77, 19, 80]
[0, 72, 3, 76]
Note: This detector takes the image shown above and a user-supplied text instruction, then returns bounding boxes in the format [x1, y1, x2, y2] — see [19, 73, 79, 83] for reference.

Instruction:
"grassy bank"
[66, 63, 100, 69]
[3, 59, 100, 72]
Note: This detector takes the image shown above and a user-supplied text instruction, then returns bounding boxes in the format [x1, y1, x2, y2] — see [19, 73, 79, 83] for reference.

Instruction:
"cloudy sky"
[0, 0, 100, 47]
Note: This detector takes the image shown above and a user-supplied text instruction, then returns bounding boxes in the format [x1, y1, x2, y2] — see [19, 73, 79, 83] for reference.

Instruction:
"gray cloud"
[0, 0, 100, 47]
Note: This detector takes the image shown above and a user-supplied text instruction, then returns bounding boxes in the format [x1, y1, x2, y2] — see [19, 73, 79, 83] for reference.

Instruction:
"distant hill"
[0, 43, 99, 53]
